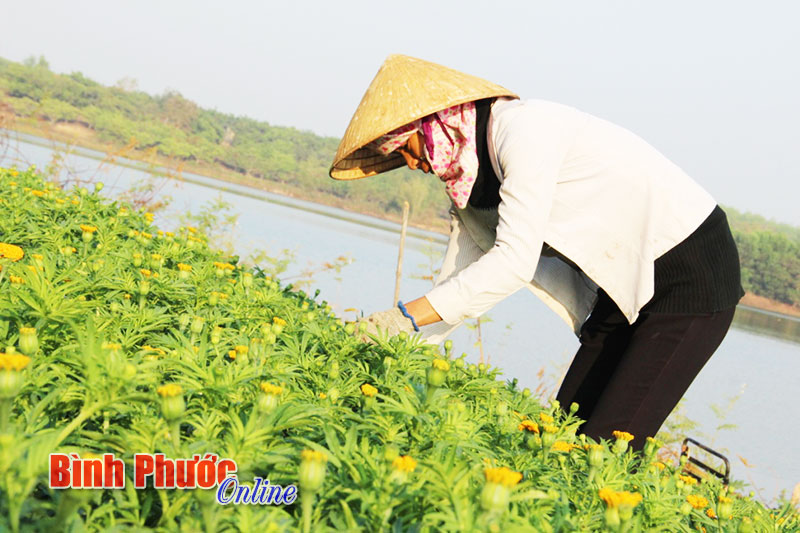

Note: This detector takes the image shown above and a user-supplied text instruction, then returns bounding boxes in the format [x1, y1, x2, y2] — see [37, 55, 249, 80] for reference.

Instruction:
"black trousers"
[555, 290, 736, 451]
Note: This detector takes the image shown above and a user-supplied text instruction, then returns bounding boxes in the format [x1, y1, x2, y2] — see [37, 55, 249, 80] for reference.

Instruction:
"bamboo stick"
[393, 201, 410, 306]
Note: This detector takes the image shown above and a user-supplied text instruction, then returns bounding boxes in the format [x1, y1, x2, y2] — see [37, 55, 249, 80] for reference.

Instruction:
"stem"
[0, 399, 11, 434]
[302, 492, 314, 533]
[170, 421, 181, 451]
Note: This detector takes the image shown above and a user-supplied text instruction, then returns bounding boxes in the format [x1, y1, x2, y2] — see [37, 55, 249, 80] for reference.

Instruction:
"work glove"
[360, 308, 416, 340]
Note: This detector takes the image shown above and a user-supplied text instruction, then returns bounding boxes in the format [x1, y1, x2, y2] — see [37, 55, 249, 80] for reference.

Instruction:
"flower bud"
[190, 316, 205, 334]
[18, 327, 38, 356]
[0, 352, 30, 399]
[299, 450, 327, 493]
[157, 384, 185, 421]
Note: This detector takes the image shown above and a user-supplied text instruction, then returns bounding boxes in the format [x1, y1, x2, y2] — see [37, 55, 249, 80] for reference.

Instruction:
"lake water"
[2, 130, 798, 502]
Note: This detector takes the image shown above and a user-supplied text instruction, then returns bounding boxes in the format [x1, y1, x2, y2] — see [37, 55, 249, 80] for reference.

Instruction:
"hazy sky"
[4, 1, 799, 225]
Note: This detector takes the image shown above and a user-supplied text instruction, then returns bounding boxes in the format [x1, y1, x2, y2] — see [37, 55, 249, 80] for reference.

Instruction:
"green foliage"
[0, 167, 796, 532]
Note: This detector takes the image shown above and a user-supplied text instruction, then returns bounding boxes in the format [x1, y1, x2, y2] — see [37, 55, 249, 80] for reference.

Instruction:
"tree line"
[1, 56, 798, 308]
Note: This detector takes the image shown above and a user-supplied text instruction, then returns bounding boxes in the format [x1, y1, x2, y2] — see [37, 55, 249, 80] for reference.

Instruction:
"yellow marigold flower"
[679, 474, 698, 486]
[234, 345, 248, 354]
[260, 383, 283, 395]
[156, 383, 183, 397]
[228, 278, 236, 284]
[145, 212, 154, 221]
[518, 420, 539, 433]
[484, 466, 522, 487]
[300, 449, 327, 463]
[102, 343, 122, 351]
[361, 383, 378, 397]
[718, 496, 732, 504]
[142, 232, 152, 239]
[612, 430, 634, 442]
[186, 226, 197, 234]
[599, 488, 642, 508]
[432, 358, 450, 371]
[0, 243, 24, 261]
[123, 293, 131, 299]
[686, 494, 709, 509]
[0, 352, 31, 371]
[177, 263, 192, 272]
[19, 327, 36, 335]
[55, 198, 65, 204]
[151, 253, 162, 261]
[9, 275, 25, 284]
[80, 224, 98, 233]
[140, 269, 152, 277]
[542, 424, 558, 434]
[539, 413, 554, 424]
[706, 508, 717, 519]
[213, 261, 227, 269]
[219, 293, 228, 299]
[552, 441, 578, 452]
[652, 461, 666, 471]
[31, 189, 45, 197]
[227, 350, 236, 360]
[392, 455, 417, 473]
[166, 231, 174, 237]
[273, 317, 287, 326]
[32, 253, 43, 261]
[26, 265, 36, 272]
[318, 392, 326, 399]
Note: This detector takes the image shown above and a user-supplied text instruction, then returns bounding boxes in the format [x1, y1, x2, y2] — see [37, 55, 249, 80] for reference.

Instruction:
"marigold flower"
[234, 345, 248, 355]
[552, 441, 578, 452]
[431, 358, 450, 371]
[718, 495, 732, 504]
[0, 352, 31, 371]
[260, 383, 283, 395]
[273, 317, 287, 326]
[542, 424, 558, 434]
[318, 392, 326, 399]
[141, 232, 152, 239]
[706, 508, 717, 519]
[228, 350, 237, 360]
[300, 449, 328, 463]
[679, 474, 698, 486]
[156, 383, 183, 397]
[79, 224, 98, 233]
[612, 430, 634, 442]
[392, 455, 417, 473]
[9, 275, 25, 284]
[686, 494, 709, 509]
[361, 383, 378, 397]
[652, 461, 666, 471]
[484, 466, 522, 487]
[31, 189, 45, 197]
[0, 243, 24, 261]
[140, 269, 152, 277]
[177, 263, 192, 272]
[599, 488, 643, 508]
[539, 412, 555, 424]
[518, 420, 539, 433]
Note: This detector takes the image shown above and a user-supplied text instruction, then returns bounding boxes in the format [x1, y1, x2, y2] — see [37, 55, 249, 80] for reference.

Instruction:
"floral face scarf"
[369, 102, 478, 209]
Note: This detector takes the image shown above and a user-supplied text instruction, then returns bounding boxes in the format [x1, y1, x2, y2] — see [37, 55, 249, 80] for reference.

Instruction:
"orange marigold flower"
[679, 474, 698, 486]
[9, 275, 25, 284]
[518, 420, 539, 433]
[31, 189, 45, 197]
[612, 430, 634, 442]
[706, 508, 717, 519]
[686, 494, 709, 509]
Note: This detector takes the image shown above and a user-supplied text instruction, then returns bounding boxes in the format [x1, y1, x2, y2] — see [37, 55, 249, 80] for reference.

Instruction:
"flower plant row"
[0, 166, 796, 532]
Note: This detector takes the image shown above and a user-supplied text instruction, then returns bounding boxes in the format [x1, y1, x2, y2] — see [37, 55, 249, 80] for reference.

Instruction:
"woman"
[329, 55, 743, 450]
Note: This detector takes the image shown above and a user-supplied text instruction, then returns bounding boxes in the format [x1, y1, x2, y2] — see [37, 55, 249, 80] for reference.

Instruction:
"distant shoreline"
[4, 119, 800, 320]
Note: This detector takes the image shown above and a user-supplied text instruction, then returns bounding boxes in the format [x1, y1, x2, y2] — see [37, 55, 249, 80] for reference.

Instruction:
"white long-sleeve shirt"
[421, 98, 716, 343]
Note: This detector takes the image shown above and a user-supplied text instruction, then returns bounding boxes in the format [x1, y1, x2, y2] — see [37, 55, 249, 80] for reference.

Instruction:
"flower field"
[0, 166, 797, 532]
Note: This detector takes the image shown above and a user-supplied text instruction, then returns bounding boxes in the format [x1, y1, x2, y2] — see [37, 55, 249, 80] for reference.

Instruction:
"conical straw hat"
[329, 55, 518, 180]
